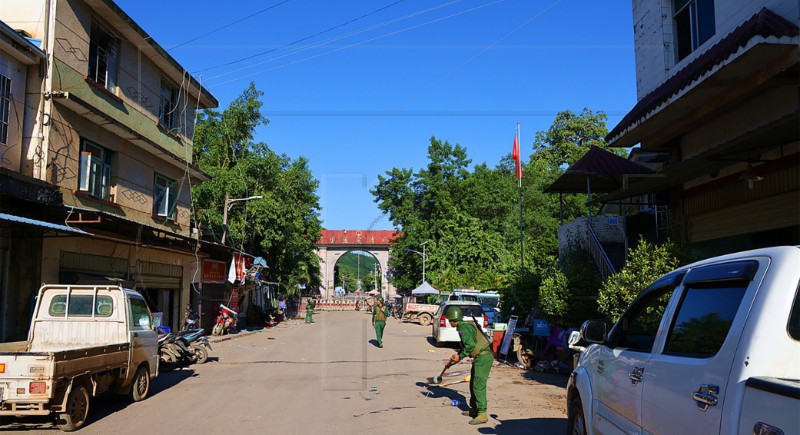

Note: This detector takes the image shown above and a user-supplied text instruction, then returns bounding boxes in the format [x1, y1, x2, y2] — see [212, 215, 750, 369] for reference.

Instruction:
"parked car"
[432, 301, 489, 346]
[566, 246, 800, 435]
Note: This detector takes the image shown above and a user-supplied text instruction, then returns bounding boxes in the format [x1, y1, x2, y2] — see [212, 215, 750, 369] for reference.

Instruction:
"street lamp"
[406, 241, 429, 283]
[222, 193, 263, 244]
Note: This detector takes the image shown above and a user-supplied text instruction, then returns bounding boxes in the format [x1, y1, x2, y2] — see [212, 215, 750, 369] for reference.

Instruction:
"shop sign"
[203, 260, 227, 283]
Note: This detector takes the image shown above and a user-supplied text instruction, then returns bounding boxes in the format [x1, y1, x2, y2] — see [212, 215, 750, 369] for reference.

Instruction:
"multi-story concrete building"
[602, 0, 799, 257]
[0, 0, 219, 339]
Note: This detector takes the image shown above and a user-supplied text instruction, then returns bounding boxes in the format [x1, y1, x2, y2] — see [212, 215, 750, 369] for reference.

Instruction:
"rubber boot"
[469, 413, 488, 425]
[462, 409, 477, 417]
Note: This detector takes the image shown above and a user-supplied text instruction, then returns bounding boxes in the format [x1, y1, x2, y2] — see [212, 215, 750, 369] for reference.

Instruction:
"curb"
[208, 329, 261, 344]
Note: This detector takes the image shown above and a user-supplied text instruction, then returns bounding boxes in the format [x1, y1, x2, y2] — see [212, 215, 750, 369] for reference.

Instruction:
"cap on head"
[445, 306, 463, 322]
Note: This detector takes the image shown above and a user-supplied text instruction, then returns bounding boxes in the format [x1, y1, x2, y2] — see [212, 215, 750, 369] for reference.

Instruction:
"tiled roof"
[607, 8, 799, 145]
[544, 146, 653, 194]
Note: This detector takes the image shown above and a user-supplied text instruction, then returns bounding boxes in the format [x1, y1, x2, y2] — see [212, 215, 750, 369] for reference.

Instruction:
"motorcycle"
[390, 303, 403, 319]
[212, 304, 238, 336]
[158, 328, 211, 371]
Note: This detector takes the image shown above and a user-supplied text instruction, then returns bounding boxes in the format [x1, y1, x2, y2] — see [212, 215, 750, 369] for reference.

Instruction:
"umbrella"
[411, 281, 439, 295]
[367, 289, 379, 295]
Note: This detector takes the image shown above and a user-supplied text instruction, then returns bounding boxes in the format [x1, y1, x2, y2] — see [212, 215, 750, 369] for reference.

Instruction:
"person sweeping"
[445, 306, 493, 425]
[372, 297, 389, 348]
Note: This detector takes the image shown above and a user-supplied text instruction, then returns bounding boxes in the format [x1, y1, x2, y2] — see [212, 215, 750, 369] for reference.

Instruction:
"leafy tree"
[192, 83, 323, 294]
[598, 239, 680, 322]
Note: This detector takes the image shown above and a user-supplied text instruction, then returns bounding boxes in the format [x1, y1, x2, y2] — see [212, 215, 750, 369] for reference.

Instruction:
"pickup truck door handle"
[691, 384, 719, 411]
[133, 333, 139, 338]
[628, 367, 644, 385]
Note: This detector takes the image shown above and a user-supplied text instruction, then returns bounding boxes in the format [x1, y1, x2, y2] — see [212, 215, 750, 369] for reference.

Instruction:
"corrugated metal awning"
[0, 213, 93, 236]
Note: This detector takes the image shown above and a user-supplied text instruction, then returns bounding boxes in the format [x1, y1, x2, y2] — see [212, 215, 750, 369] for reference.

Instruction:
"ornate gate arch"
[315, 230, 399, 300]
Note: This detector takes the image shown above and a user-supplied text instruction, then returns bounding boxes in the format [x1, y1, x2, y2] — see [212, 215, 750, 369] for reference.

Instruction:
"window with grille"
[153, 173, 177, 219]
[673, 0, 716, 62]
[78, 139, 113, 200]
[88, 21, 119, 90]
[158, 78, 178, 131]
[0, 74, 10, 145]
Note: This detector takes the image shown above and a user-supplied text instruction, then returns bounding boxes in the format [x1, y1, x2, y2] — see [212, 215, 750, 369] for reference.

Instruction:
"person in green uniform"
[372, 297, 389, 348]
[445, 306, 493, 425]
[305, 297, 316, 323]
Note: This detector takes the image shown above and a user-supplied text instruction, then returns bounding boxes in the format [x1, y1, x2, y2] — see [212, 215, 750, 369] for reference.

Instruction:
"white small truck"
[0, 285, 159, 431]
[567, 246, 800, 435]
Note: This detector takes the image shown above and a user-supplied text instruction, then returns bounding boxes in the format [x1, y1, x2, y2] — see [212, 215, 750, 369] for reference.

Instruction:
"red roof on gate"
[316, 230, 400, 246]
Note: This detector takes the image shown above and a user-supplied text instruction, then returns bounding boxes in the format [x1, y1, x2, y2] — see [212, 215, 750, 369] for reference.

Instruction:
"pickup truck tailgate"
[0, 349, 55, 405]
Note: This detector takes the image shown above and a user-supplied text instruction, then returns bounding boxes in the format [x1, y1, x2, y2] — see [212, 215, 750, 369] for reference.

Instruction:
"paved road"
[1, 311, 566, 434]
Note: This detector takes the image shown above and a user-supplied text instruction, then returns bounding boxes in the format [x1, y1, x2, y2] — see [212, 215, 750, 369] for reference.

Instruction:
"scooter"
[177, 328, 212, 364]
[158, 329, 210, 371]
[182, 307, 199, 331]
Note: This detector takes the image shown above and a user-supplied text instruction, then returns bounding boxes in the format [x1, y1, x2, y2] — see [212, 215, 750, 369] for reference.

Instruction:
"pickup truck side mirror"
[580, 320, 608, 344]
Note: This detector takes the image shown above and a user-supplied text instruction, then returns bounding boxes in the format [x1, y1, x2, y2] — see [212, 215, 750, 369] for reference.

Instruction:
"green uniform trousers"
[469, 351, 493, 413]
[374, 321, 386, 346]
[305, 310, 314, 323]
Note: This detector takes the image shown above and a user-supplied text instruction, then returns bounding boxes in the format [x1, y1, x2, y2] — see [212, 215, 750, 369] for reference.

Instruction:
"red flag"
[512, 133, 522, 180]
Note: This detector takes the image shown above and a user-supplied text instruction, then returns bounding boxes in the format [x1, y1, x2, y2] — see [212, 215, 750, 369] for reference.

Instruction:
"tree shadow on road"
[85, 369, 195, 425]
[0, 370, 195, 431]
[478, 416, 566, 434]
[518, 368, 569, 389]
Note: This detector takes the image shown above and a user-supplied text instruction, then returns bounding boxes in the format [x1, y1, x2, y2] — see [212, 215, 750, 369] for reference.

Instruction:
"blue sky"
[118, 0, 636, 231]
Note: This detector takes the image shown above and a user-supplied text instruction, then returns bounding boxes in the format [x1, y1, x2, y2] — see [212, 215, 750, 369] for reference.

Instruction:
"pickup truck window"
[48, 295, 114, 317]
[617, 288, 674, 352]
[664, 283, 748, 357]
[129, 298, 152, 329]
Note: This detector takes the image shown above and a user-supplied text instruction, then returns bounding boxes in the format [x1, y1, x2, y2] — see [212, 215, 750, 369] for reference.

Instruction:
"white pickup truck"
[567, 246, 800, 435]
[0, 285, 159, 431]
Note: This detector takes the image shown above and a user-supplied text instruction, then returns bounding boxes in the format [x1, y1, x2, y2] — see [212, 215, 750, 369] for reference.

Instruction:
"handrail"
[587, 221, 616, 280]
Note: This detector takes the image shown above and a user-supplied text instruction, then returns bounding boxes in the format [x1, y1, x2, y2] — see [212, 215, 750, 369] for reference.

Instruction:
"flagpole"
[517, 123, 524, 275]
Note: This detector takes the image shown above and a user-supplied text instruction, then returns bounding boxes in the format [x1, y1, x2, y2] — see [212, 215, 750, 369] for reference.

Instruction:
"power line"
[195, 0, 407, 74]
[204, 0, 468, 83]
[208, 0, 506, 87]
[167, 0, 292, 52]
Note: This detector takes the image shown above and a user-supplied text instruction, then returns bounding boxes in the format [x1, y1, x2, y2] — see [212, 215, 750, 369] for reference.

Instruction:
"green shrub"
[598, 239, 679, 322]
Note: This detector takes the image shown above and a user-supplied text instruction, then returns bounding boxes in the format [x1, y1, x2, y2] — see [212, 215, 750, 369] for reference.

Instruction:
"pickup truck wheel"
[57, 384, 89, 432]
[568, 397, 587, 435]
[419, 314, 432, 327]
[129, 366, 150, 402]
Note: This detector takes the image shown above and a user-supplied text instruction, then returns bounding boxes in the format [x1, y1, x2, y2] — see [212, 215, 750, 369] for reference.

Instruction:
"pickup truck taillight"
[483, 315, 488, 329]
[440, 315, 447, 328]
[0, 363, 5, 373]
[29, 382, 46, 394]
